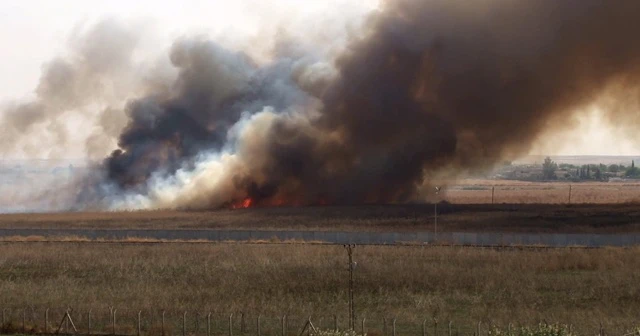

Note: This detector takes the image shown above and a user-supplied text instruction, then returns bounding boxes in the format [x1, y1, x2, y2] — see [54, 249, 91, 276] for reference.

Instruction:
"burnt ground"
[0, 203, 639, 233]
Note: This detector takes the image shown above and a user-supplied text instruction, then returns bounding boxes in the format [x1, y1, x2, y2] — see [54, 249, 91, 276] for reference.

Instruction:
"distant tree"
[586, 165, 590, 178]
[595, 169, 602, 180]
[608, 164, 620, 173]
[599, 163, 607, 172]
[542, 156, 558, 180]
[626, 161, 640, 178]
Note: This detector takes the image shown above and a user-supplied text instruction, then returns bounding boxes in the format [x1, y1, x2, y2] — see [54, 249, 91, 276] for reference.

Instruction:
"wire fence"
[443, 183, 640, 204]
[0, 308, 638, 336]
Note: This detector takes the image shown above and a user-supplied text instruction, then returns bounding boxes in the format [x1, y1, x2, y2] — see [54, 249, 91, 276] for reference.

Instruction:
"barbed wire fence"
[0, 307, 638, 336]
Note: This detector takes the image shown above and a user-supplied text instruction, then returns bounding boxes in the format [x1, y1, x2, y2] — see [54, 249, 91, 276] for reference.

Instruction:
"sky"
[0, 0, 637, 158]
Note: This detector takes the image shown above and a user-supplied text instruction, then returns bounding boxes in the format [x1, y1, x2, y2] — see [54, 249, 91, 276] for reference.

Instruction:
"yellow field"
[442, 180, 640, 204]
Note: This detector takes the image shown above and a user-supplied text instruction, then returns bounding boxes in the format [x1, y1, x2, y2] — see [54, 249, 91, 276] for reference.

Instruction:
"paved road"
[0, 228, 638, 247]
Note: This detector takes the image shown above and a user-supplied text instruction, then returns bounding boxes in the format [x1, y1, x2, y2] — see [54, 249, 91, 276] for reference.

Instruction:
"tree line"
[543, 157, 640, 181]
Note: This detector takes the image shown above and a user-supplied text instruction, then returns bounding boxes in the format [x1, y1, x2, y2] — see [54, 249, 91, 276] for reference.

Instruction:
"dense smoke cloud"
[5, 0, 640, 211]
[0, 19, 152, 159]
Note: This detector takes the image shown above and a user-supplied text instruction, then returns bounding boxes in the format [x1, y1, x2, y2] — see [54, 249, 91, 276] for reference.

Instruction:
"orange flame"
[231, 197, 253, 209]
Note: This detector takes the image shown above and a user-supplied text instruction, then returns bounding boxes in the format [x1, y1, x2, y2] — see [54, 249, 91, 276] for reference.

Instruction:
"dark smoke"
[93, 0, 640, 209]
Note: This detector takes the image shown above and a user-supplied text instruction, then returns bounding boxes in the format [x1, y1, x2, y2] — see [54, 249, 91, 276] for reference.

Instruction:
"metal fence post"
[281, 315, 286, 336]
[476, 322, 481, 336]
[361, 317, 366, 336]
[183, 312, 187, 336]
[162, 311, 166, 336]
[422, 319, 427, 336]
[208, 313, 212, 336]
[138, 311, 142, 336]
[434, 319, 438, 336]
[492, 187, 495, 204]
[45, 308, 49, 334]
[228, 314, 233, 336]
[257, 315, 261, 336]
[65, 309, 70, 335]
[112, 309, 117, 336]
[448, 321, 452, 336]
[241, 312, 246, 334]
[392, 319, 396, 336]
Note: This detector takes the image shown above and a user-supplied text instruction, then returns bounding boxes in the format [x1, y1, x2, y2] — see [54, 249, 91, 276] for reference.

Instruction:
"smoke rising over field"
[3, 0, 640, 211]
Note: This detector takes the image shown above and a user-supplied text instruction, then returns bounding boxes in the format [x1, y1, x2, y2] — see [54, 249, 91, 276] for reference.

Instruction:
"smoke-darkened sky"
[2, 0, 640, 211]
[1, 0, 638, 158]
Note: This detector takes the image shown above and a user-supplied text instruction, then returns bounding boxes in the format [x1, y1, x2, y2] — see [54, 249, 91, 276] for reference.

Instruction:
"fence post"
[257, 315, 261, 336]
[281, 315, 286, 336]
[477, 322, 481, 336]
[434, 319, 438, 336]
[208, 313, 212, 336]
[448, 321, 452, 336]
[508, 323, 512, 335]
[599, 322, 604, 336]
[422, 319, 427, 336]
[161, 311, 166, 336]
[87, 310, 91, 335]
[138, 311, 142, 336]
[22, 308, 26, 334]
[112, 309, 117, 336]
[492, 187, 495, 204]
[183, 312, 187, 336]
[65, 309, 70, 335]
[45, 308, 49, 334]
[361, 317, 366, 336]
[229, 314, 233, 336]
[392, 319, 396, 336]
[241, 312, 246, 333]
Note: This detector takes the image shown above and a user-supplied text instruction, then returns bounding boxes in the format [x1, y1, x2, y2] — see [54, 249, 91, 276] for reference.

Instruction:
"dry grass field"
[0, 243, 638, 335]
[0, 203, 639, 233]
[443, 180, 640, 204]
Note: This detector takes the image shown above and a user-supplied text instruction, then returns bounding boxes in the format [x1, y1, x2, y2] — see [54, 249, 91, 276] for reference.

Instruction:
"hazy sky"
[0, 0, 637, 157]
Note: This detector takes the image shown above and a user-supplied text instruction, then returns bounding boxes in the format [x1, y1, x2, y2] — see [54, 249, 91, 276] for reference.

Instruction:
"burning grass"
[0, 202, 640, 234]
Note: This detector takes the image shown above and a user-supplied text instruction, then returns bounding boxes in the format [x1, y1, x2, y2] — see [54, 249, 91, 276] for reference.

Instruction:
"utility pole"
[434, 187, 441, 242]
[344, 244, 356, 330]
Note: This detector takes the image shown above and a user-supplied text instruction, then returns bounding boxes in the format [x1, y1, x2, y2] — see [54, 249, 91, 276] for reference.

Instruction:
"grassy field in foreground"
[0, 243, 639, 335]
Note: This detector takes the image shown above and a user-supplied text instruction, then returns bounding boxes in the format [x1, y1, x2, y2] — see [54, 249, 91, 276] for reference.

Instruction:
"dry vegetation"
[0, 202, 639, 233]
[0, 243, 639, 335]
[444, 181, 640, 204]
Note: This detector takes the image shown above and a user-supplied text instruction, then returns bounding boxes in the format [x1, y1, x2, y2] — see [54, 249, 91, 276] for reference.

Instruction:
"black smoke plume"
[87, 0, 640, 209]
